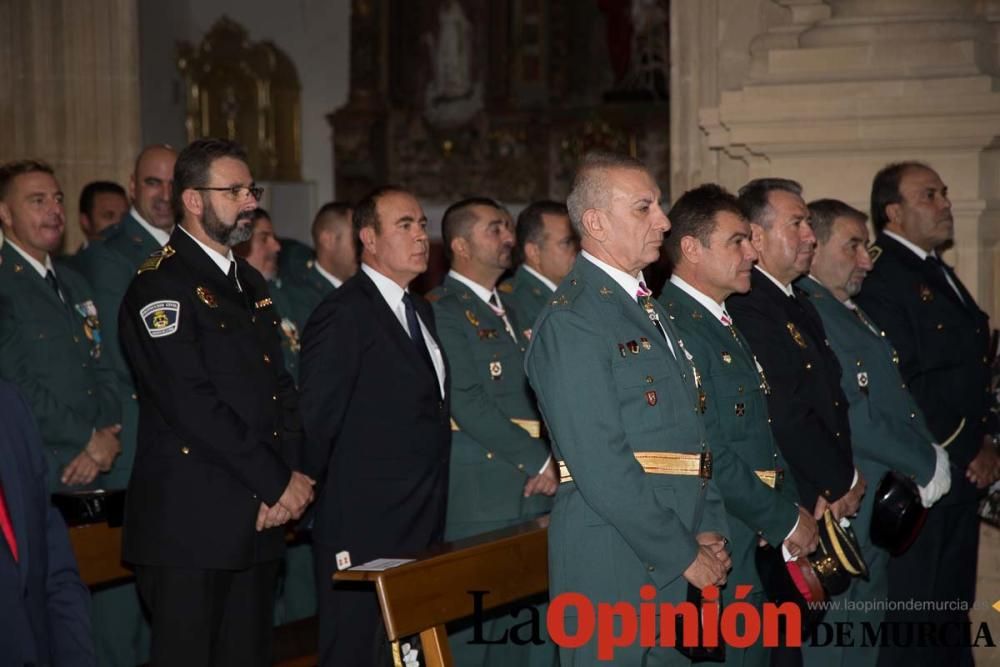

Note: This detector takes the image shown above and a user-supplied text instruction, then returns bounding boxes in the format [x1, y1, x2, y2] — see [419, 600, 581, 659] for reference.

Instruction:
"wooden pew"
[68, 523, 134, 588]
[334, 516, 549, 667]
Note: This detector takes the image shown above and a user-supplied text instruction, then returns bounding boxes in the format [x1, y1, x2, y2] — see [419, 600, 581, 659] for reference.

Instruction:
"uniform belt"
[558, 451, 713, 484]
[450, 417, 542, 439]
[754, 469, 785, 490]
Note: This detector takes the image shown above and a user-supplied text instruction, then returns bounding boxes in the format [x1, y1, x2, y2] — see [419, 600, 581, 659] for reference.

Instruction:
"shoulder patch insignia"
[140, 300, 180, 338]
[137, 244, 176, 274]
[868, 245, 882, 263]
[498, 282, 513, 294]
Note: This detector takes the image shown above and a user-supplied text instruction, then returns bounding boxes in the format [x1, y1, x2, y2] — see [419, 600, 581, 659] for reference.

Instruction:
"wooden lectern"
[334, 516, 549, 667]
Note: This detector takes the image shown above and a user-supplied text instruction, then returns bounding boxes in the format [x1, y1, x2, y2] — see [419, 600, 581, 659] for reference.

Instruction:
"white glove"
[401, 642, 420, 666]
[918, 443, 952, 508]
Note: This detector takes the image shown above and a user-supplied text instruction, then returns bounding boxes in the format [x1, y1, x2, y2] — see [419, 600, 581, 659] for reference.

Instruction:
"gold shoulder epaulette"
[137, 244, 176, 274]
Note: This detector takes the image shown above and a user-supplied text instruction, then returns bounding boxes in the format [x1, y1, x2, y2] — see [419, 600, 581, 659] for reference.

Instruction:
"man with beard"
[796, 199, 951, 667]
[525, 152, 731, 665]
[856, 163, 998, 666]
[299, 186, 449, 667]
[500, 200, 578, 326]
[428, 197, 557, 666]
[118, 138, 314, 666]
[659, 184, 817, 667]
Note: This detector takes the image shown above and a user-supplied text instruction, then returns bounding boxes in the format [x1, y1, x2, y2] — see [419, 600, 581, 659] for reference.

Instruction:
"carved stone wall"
[0, 0, 141, 253]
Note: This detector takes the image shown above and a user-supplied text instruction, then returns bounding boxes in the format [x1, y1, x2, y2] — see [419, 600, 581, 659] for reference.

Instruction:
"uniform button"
[645, 376, 654, 384]
[252, 316, 256, 323]
[936, 323, 944, 330]
[220, 322, 227, 329]
[834, 400, 840, 407]
[86, 389, 93, 396]
[273, 431, 279, 438]
[835, 432, 841, 438]
[263, 354, 271, 364]
[824, 489, 831, 497]
[272, 394, 278, 401]
[909, 412, 916, 419]
[647, 564, 655, 572]
[517, 463, 525, 471]
[737, 385, 744, 394]
[900, 383, 907, 389]
[681, 373, 687, 380]
[486, 452, 494, 460]
[570, 279, 577, 286]
[272, 319, 279, 326]
[252, 493, 258, 500]
[181, 446, 190, 455]
[805, 363, 812, 370]
[131, 393, 138, 400]
[73, 336, 79, 343]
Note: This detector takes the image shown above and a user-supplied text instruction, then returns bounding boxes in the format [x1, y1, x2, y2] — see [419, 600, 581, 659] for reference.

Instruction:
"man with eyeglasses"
[119, 138, 314, 666]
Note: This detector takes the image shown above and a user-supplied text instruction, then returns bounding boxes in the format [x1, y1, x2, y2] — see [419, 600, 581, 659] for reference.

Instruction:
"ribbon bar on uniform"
[558, 451, 713, 484]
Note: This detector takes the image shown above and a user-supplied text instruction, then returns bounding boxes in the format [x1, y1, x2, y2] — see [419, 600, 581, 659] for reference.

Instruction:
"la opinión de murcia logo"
[466, 587, 997, 661]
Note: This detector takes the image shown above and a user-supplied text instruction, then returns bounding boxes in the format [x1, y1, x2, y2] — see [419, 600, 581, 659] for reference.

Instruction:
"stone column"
[0, 0, 141, 253]
[682, 0, 1000, 317]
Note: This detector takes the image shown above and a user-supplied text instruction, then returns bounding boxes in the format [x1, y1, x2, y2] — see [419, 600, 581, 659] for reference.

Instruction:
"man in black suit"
[300, 186, 450, 667]
[857, 162, 998, 667]
[727, 178, 863, 518]
[119, 138, 314, 667]
[0, 380, 95, 666]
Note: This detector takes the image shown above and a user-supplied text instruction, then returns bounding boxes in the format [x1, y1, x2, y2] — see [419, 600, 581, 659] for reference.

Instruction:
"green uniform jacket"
[289, 262, 337, 324]
[268, 279, 303, 382]
[277, 238, 315, 285]
[72, 213, 162, 488]
[797, 277, 936, 545]
[499, 265, 554, 330]
[660, 282, 799, 599]
[0, 242, 120, 490]
[525, 256, 729, 613]
[429, 274, 552, 537]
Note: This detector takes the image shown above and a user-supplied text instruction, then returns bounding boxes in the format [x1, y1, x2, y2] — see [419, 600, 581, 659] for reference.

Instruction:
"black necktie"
[926, 255, 965, 304]
[45, 269, 65, 303]
[403, 292, 434, 369]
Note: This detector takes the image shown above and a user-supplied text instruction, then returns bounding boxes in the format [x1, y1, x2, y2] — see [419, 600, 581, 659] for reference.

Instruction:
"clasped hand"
[255, 471, 316, 531]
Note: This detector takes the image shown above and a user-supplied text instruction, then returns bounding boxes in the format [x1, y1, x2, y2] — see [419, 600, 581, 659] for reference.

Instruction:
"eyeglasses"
[193, 185, 264, 201]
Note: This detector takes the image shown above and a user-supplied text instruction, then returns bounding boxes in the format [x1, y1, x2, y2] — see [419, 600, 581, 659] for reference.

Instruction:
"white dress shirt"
[315, 263, 343, 289]
[361, 263, 446, 398]
[131, 206, 172, 247]
[521, 264, 558, 292]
